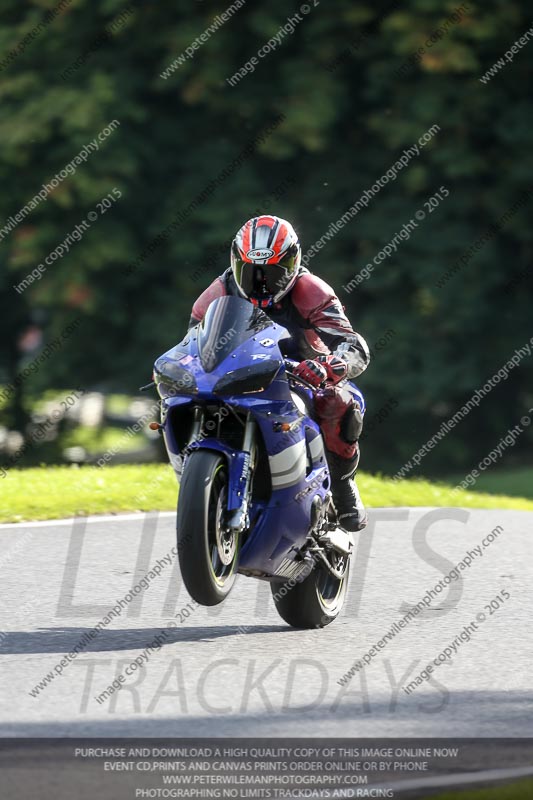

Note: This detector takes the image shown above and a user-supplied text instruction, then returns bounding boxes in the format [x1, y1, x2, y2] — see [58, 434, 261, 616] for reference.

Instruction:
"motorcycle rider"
[188, 215, 370, 531]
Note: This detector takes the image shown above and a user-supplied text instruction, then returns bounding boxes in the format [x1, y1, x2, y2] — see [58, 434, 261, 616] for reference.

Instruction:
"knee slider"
[340, 404, 363, 443]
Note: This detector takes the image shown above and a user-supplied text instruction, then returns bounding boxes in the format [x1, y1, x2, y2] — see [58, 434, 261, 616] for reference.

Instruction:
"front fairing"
[154, 296, 293, 403]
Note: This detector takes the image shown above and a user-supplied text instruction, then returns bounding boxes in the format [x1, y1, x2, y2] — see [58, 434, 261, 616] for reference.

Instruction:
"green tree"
[0, 0, 531, 473]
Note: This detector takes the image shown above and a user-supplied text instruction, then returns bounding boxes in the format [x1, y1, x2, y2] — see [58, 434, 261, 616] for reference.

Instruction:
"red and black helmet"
[231, 215, 302, 308]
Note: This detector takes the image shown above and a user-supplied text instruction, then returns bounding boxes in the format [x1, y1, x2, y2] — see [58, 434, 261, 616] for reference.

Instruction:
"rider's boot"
[327, 445, 368, 532]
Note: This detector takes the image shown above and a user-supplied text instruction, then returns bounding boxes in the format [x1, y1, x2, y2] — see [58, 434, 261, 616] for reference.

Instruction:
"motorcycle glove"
[316, 354, 348, 384]
[294, 359, 328, 387]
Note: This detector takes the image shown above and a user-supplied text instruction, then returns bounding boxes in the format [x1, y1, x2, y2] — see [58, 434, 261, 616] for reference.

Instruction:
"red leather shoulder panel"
[191, 278, 227, 321]
[291, 272, 336, 319]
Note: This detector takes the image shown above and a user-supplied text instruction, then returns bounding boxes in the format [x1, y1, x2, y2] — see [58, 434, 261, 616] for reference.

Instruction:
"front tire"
[176, 450, 239, 606]
[271, 555, 350, 629]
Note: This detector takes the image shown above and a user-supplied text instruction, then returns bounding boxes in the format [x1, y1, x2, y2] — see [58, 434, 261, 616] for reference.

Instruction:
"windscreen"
[197, 296, 272, 372]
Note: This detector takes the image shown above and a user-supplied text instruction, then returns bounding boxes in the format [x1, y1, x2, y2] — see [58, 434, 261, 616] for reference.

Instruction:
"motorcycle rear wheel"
[176, 450, 238, 606]
[270, 554, 350, 629]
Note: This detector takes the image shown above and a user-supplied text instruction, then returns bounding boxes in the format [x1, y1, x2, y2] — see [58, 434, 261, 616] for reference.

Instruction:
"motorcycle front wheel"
[176, 450, 239, 606]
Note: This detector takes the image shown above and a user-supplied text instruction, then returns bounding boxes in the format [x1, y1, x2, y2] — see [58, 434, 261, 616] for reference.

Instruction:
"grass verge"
[447, 466, 533, 500]
[1, 465, 533, 524]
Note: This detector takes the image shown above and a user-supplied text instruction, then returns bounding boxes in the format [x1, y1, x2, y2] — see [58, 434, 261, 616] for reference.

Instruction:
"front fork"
[189, 405, 204, 442]
[227, 413, 256, 534]
[185, 407, 256, 535]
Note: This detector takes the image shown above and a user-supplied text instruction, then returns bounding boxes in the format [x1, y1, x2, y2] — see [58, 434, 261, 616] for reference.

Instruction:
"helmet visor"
[233, 260, 294, 300]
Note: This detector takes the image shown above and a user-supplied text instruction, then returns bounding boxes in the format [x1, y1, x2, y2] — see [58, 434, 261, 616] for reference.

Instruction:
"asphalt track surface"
[0, 507, 532, 741]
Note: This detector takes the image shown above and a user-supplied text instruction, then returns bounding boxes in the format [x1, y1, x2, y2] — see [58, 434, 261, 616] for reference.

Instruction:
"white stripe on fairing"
[374, 764, 533, 795]
[271, 456, 306, 486]
[308, 435, 324, 461]
[269, 439, 307, 488]
[290, 392, 307, 415]
[269, 440, 306, 474]
[271, 468, 306, 489]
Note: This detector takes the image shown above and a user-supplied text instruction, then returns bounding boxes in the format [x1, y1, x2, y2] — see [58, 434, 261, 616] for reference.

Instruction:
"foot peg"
[319, 527, 354, 556]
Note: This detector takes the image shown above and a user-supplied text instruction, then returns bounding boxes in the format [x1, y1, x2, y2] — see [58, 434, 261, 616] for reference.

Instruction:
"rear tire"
[270, 556, 350, 629]
[176, 450, 238, 606]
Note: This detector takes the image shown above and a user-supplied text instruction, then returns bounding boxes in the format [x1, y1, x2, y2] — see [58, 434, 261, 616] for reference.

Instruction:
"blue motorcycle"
[153, 295, 356, 628]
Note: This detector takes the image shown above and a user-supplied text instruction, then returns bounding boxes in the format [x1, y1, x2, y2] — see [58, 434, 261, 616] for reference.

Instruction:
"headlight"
[213, 361, 281, 395]
[153, 357, 197, 398]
